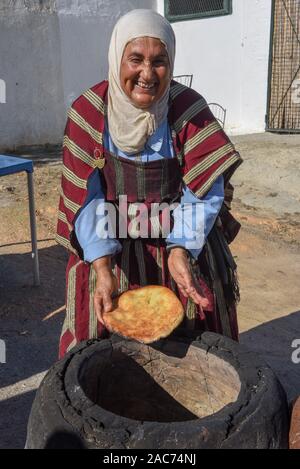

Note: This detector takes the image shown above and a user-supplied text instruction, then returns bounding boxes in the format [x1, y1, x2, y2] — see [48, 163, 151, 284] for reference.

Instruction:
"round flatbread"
[103, 285, 184, 343]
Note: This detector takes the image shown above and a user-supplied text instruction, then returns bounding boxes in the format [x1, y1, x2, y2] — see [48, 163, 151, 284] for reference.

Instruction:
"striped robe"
[56, 80, 242, 358]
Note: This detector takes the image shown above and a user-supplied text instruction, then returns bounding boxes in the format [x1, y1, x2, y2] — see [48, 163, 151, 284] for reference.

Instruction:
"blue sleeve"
[74, 169, 122, 263]
[166, 175, 224, 259]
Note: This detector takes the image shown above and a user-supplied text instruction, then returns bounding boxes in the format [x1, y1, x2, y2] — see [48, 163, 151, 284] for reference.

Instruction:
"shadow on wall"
[6, 145, 63, 165]
[240, 310, 300, 403]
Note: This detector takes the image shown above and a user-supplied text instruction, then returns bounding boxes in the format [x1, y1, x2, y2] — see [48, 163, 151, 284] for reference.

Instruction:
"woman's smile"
[135, 80, 156, 90]
[133, 79, 158, 99]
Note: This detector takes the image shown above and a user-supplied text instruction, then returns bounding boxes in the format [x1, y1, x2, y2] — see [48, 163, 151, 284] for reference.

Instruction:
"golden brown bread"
[103, 285, 184, 343]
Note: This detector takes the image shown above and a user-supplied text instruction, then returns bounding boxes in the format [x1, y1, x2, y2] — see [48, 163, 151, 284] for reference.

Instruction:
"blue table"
[0, 155, 40, 286]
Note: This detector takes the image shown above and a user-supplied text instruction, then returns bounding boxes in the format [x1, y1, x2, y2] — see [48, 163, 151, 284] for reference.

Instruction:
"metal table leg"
[27, 171, 40, 286]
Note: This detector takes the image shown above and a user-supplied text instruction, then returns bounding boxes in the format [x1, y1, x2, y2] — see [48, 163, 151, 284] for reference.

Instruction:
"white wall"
[0, 1, 65, 150]
[0, 0, 271, 149]
[157, 0, 272, 134]
[0, 0, 157, 150]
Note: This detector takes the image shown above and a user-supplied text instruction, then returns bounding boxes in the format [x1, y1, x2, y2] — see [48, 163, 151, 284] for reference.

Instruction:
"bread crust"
[103, 286, 184, 343]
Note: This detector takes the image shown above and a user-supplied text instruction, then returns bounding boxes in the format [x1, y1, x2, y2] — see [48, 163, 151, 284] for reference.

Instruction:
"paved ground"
[0, 133, 300, 448]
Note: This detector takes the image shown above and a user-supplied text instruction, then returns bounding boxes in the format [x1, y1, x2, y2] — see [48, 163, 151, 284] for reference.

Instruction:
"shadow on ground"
[241, 310, 300, 402]
[0, 244, 67, 386]
[0, 243, 68, 448]
[0, 390, 36, 448]
[0, 244, 299, 447]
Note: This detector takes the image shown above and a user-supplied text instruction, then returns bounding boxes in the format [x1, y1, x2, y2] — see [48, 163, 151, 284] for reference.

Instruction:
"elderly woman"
[56, 10, 242, 358]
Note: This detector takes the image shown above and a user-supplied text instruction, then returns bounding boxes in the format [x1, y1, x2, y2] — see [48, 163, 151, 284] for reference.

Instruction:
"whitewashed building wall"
[0, 0, 272, 149]
[0, 0, 156, 150]
[157, 0, 272, 134]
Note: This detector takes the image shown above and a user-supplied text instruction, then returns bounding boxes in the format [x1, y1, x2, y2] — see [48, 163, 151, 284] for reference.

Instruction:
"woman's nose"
[140, 61, 155, 80]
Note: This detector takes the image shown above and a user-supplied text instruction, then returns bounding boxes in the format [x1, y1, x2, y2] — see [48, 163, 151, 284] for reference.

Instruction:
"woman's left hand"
[168, 247, 209, 308]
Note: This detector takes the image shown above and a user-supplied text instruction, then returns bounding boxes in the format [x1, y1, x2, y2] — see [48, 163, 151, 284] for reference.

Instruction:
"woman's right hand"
[92, 256, 118, 325]
[168, 247, 209, 308]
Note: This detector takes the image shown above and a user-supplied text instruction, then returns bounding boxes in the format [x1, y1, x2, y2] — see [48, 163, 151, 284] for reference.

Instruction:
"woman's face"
[120, 37, 171, 109]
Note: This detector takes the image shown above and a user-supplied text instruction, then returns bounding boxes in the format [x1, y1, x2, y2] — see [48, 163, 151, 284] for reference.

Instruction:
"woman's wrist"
[92, 256, 112, 277]
[168, 246, 188, 258]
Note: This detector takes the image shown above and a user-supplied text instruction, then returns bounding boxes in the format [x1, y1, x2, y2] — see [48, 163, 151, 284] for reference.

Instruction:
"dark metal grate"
[267, 0, 300, 133]
[165, 0, 232, 22]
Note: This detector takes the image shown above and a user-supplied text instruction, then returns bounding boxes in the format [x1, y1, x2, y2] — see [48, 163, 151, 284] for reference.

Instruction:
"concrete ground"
[0, 133, 300, 448]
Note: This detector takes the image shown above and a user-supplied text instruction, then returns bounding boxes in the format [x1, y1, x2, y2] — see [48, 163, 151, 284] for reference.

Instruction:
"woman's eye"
[153, 59, 167, 67]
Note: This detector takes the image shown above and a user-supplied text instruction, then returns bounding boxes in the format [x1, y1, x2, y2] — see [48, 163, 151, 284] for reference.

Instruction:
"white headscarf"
[107, 9, 176, 154]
